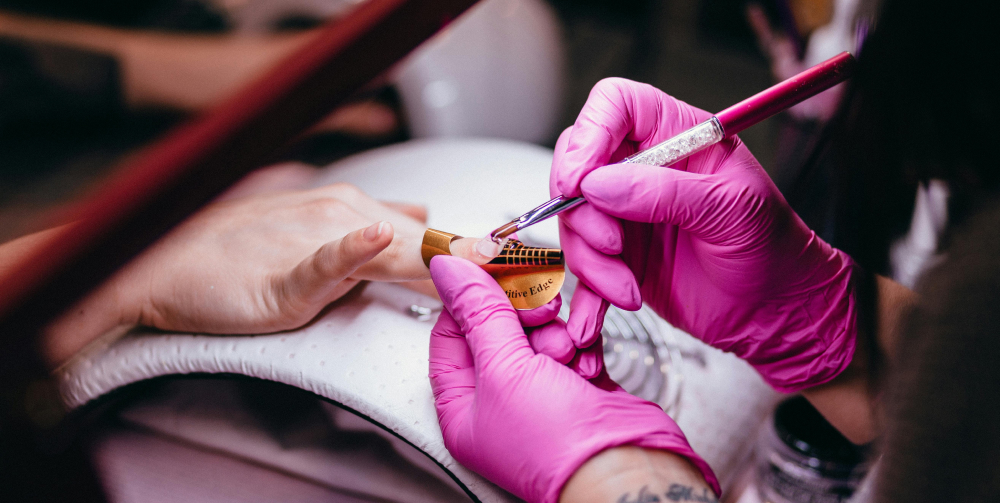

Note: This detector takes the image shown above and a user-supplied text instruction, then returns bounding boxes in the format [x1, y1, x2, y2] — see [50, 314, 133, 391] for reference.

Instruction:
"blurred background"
[0, 2, 874, 502]
[0, 0, 859, 243]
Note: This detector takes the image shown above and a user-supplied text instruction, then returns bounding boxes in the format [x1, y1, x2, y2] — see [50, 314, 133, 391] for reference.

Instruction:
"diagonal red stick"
[0, 0, 478, 378]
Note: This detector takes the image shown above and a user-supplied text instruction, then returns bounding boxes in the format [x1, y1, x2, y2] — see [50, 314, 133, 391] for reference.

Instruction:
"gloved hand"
[428, 255, 718, 503]
[551, 78, 857, 392]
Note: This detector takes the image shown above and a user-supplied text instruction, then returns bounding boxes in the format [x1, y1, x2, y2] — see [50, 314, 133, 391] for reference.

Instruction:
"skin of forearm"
[0, 225, 133, 367]
[801, 274, 916, 445]
[116, 30, 316, 110]
[560, 447, 716, 503]
[0, 10, 315, 111]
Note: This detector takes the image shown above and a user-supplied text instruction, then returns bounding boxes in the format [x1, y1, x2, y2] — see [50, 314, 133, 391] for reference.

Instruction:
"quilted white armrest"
[58, 139, 779, 501]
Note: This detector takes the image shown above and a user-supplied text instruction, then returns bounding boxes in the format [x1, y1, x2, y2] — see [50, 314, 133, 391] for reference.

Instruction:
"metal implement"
[422, 228, 564, 309]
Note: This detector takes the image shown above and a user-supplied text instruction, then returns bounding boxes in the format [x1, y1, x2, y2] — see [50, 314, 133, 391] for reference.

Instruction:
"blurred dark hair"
[828, 0, 1000, 273]
[822, 0, 1000, 499]
[0, 0, 228, 32]
[876, 198, 1000, 501]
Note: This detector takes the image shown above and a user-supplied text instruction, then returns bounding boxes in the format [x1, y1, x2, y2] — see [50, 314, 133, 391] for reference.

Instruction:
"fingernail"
[475, 237, 506, 259]
[363, 221, 384, 241]
[630, 285, 642, 310]
[577, 349, 601, 379]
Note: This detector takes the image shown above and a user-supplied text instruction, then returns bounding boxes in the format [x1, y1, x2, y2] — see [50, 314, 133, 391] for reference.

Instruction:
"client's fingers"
[449, 237, 503, 266]
[353, 228, 429, 281]
[285, 221, 393, 310]
[354, 232, 512, 284]
[308, 183, 431, 282]
[401, 280, 439, 300]
[381, 201, 428, 223]
[517, 294, 562, 327]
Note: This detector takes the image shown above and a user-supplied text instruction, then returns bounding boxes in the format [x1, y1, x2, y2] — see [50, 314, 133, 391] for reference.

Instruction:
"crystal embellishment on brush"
[621, 117, 725, 167]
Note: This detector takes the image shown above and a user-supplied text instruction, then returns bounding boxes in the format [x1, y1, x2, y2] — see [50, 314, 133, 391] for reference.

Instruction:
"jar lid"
[774, 396, 870, 471]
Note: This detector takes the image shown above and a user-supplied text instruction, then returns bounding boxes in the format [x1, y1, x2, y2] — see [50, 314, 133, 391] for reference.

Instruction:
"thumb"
[430, 255, 534, 370]
[517, 293, 562, 328]
[284, 221, 393, 306]
[429, 309, 476, 434]
[581, 164, 724, 233]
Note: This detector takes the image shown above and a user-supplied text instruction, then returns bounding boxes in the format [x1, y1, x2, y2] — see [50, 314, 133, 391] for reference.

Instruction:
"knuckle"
[303, 197, 353, 220]
[593, 76, 631, 91]
[313, 240, 351, 279]
[326, 182, 365, 204]
[379, 237, 406, 265]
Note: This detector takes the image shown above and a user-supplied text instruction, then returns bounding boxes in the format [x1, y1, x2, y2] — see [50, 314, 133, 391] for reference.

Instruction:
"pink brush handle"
[715, 51, 856, 137]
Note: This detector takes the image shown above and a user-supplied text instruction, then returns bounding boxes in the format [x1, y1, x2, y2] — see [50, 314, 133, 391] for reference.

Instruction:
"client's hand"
[428, 255, 718, 503]
[40, 180, 489, 365]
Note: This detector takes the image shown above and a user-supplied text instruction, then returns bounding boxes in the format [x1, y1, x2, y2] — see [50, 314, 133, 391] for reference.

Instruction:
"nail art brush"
[488, 51, 857, 244]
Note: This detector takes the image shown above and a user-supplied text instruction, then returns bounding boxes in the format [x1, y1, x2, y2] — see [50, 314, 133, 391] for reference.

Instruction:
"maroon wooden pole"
[0, 0, 478, 498]
[0, 0, 478, 378]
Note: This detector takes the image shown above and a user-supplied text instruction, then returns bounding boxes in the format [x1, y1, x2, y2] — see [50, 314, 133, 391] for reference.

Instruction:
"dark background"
[0, 0, 779, 242]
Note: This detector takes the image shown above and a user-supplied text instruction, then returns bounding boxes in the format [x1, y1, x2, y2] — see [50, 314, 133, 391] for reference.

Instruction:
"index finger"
[555, 78, 712, 197]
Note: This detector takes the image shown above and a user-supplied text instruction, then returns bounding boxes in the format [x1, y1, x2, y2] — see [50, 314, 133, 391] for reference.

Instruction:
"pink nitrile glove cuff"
[746, 257, 859, 393]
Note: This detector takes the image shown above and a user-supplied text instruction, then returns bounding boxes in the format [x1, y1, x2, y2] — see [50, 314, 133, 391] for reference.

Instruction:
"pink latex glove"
[519, 304, 606, 380]
[428, 255, 718, 503]
[509, 239, 604, 379]
[551, 78, 857, 393]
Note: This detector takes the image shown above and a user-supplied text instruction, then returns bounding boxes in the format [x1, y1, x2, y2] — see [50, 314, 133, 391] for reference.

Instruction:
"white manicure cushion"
[57, 139, 779, 501]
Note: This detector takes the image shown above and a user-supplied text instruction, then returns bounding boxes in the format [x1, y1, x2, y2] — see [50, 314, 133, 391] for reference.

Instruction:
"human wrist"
[41, 270, 139, 369]
[559, 447, 717, 503]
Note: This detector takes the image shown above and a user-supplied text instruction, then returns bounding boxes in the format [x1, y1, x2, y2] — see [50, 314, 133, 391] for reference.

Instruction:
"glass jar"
[755, 396, 871, 503]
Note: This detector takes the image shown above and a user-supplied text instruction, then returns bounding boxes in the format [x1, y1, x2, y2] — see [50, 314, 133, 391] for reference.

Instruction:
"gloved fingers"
[568, 340, 605, 380]
[557, 203, 624, 256]
[430, 256, 535, 369]
[581, 163, 726, 234]
[566, 282, 610, 349]
[588, 366, 626, 393]
[527, 319, 576, 365]
[429, 308, 475, 375]
[517, 293, 562, 327]
[428, 309, 477, 429]
[549, 126, 573, 195]
[560, 223, 641, 311]
[554, 78, 712, 197]
[551, 129, 624, 256]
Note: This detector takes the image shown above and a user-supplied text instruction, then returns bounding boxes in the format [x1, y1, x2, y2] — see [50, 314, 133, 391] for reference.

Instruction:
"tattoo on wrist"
[616, 484, 718, 503]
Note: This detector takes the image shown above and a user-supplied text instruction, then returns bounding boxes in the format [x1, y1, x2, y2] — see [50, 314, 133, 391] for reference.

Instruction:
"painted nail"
[576, 349, 601, 379]
[363, 221, 384, 241]
[475, 236, 506, 259]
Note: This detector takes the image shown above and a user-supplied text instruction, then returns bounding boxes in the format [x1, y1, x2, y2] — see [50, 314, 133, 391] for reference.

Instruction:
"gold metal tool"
[422, 228, 564, 310]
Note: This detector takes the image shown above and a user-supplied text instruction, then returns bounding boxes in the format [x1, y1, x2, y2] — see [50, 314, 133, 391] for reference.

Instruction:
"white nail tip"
[475, 237, 504, 259]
